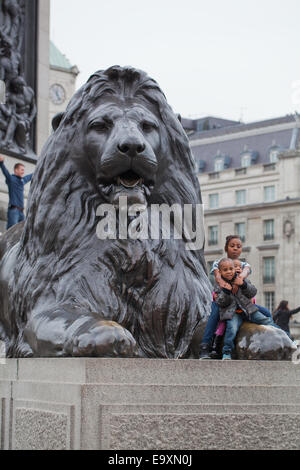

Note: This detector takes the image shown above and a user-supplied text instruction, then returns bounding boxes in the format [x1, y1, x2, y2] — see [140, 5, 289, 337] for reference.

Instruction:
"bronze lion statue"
[0, 66, 212, 358]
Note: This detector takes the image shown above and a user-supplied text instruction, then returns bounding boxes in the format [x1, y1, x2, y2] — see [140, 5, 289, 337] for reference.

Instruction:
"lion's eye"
[89, 121, 111, 132]
[141, 121, 157, 133]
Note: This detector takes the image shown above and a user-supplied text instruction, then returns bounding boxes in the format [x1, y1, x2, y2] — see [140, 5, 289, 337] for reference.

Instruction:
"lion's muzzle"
[117, 134, 146, 158]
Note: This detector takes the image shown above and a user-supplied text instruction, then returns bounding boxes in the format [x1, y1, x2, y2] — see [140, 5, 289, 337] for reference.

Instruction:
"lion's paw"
[64, 320, 137, 357]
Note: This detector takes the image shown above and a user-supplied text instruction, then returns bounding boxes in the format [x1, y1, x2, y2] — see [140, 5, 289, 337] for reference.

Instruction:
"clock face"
[50, 84, 66, 105]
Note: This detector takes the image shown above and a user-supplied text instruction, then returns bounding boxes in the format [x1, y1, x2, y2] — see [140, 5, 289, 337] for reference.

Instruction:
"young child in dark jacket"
[215, 258, 279, 360]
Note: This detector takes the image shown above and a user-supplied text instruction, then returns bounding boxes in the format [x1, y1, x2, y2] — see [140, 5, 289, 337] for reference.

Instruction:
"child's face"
[233, 260, 242, 274]
[226, 238, 242, 259]
[219, 260, 235, 281]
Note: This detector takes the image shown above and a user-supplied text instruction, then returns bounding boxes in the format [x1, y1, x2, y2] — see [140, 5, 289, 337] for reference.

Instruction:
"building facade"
[186, 114, 300, 320]
[49, 41, 79, 134]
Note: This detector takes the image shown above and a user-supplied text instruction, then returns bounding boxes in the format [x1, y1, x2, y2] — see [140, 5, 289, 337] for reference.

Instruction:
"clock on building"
[50, 83, 66, 105]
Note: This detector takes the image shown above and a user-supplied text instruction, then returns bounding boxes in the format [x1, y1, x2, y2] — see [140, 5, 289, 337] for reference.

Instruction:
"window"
[240, 150, 258, 167]
[264, 292, 275, 312]
[207, 261, 215, 285]
[209, 193, 219, 209]
[270, 149, 279, 163]
[241, 153, 252, 168]
[236, 189, 246, 205]
[214, 158, 224, 172]
[263, 257, 275, 284]
[235, 222, 246, 242]
[198, 160, 206, 173]
[208, 225, 218, 246]
[264, 186, 275, 202]
[213, 154, 230, 172]
[264, 219, 274, 241]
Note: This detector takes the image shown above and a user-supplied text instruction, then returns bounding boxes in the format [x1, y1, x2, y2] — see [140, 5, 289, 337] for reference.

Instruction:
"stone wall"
[0, 358, 300, 450]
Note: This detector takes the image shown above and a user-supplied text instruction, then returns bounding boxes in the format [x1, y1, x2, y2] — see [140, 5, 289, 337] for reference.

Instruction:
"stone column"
[36, 0, 50, 155]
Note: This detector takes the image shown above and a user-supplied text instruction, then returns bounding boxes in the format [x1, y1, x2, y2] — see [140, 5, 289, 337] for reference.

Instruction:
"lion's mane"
[8, 66, 211, 358]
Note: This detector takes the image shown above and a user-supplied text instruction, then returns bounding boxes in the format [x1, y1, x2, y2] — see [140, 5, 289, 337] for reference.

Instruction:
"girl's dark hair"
[274, 300, 289, 314]
[224, 235, 242, 252]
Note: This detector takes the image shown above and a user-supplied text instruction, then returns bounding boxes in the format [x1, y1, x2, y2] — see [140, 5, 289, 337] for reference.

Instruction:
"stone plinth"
[0, 358, 300, 450]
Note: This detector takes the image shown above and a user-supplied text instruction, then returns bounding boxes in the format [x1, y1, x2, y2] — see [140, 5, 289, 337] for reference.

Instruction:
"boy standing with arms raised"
[0, 155, 32, 229]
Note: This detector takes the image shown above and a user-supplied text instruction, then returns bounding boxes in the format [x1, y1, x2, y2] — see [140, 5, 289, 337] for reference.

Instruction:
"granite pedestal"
[0, 358, 300, 450]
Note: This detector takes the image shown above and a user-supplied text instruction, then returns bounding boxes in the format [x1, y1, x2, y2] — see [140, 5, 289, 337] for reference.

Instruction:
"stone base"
[0, 358, 300, 450]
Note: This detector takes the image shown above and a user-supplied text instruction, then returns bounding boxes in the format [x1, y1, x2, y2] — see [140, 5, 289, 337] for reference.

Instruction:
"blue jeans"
[201, 302, 273, 345]
[223, 311, 279, 354]
[202, 301, 220, 344]
[7, 207, 24, 229]
[256, 304, 272, 319]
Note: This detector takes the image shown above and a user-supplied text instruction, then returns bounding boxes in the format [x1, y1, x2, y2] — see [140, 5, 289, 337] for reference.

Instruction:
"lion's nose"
[118, 137, 146, 157]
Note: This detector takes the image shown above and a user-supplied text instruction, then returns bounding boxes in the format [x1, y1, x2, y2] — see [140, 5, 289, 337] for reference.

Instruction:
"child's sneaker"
[222, 353, 231, 360]
[199, 343, 211, 360]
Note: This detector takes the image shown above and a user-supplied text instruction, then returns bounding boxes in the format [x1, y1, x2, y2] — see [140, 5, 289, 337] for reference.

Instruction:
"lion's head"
[20, 66, 202, 256]
[8, 66, 211, 358]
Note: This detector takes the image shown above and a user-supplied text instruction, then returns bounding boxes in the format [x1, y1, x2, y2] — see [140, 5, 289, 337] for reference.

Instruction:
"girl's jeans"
[201, 302, 272, 345]
[222, 311, 279, 355]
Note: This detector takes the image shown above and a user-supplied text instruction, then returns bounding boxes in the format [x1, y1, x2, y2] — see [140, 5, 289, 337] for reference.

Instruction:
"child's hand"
[232, 275, 243, 293]
[218, 278, 232, 290]
[234, 275, 244, 286]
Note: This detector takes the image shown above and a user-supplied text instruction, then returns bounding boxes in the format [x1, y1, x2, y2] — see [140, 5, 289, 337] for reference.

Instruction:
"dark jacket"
[215, 280, 258, 321]
[0, 162, 32, 209]
[273, 307, 300, 333]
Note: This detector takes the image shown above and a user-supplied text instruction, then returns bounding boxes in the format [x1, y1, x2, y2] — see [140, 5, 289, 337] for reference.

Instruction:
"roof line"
[203, 197, 300, 215]
[190, 121, 300, 147]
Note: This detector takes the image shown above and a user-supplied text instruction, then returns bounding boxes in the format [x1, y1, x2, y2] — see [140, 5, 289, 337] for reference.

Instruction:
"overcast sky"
[50, 0, 300, 123]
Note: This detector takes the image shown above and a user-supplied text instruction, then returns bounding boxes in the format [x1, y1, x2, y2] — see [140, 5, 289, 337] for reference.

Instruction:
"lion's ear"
[52, 112, 65, 131]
